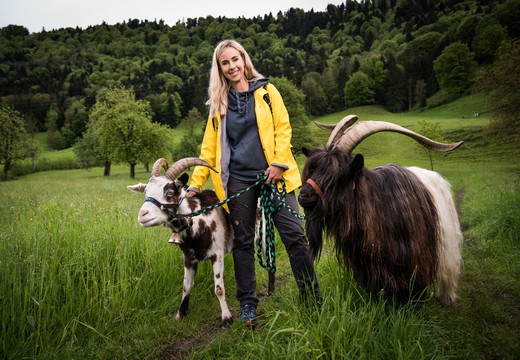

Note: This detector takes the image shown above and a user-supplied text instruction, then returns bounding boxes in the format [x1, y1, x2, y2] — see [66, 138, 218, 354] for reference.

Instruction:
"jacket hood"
[228, 78, 270, 114]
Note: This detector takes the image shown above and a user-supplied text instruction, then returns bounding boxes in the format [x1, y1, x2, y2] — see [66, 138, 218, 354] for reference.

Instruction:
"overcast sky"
[1, 0, 346, 33]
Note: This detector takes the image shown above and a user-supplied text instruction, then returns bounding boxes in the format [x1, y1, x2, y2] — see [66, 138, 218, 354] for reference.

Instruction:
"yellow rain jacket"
[188, 83, 302, 212]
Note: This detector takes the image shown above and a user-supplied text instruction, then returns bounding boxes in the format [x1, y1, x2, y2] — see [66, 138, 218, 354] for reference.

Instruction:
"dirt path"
[159, 272, 293, 359]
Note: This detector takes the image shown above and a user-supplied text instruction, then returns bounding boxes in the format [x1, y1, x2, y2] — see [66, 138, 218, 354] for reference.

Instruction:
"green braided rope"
[179, 172, 305, 274]
[256, 179, 278, 273]
[179, 177, 264, 218]
[255, 173, 305, 274]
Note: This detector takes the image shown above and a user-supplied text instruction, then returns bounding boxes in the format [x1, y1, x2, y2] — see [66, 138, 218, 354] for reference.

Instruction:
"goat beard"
[304, 210, 324, 260]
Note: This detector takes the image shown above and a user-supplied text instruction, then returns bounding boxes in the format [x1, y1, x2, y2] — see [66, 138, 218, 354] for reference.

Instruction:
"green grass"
[1, 94, 519, 359]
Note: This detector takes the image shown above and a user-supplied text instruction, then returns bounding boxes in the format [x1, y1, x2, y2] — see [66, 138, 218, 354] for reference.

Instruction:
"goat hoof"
[175, 311, 186, 320]
[221, 316, 233, 328]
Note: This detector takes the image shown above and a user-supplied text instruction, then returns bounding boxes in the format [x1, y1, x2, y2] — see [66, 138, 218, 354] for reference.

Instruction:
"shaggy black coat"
[299, 147, 439, 303]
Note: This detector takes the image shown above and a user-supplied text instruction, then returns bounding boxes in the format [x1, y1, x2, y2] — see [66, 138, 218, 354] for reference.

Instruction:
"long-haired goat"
[128, 158, 235, 326]
[298, 115, 464, 305]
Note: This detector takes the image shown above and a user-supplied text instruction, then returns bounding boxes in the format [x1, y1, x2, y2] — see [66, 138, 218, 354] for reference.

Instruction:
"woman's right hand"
[185, 190, 196, 198]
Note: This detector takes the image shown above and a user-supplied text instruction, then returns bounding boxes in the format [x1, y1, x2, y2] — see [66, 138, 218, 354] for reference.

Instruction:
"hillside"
[0, 0, 518, 151]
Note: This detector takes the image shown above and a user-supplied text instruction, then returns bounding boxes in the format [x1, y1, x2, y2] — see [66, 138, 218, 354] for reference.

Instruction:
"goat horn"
[335, 120, 464, 154]
[315, 114, 359, 148]
[151, 158, 169, 177]
[165, 157, 218, 180]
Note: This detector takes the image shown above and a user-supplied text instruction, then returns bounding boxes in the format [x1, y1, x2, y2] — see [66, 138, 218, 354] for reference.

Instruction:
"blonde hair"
[206, 39, 263, 118]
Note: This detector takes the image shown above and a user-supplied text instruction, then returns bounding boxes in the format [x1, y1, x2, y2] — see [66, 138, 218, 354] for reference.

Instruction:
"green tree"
[472, 24, 508, 63]
[162, 92, 183, 127]
[0, 104, 32, 181]
[73, 127, 111, 175]
[300, 72, 326, 116]
[270, 77, 313, 153]
[415, 79, 428, 108]
[383, 54, 408, 112]
[434, 42, 477, 98]
[88, 86, 172, 178]
[476, 39, 520, 134]
[172, 108, 203, 159]
[344, 71, 375, 107]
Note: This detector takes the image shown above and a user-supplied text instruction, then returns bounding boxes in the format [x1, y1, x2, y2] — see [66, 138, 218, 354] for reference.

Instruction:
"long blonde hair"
[206, 40, 263, 118]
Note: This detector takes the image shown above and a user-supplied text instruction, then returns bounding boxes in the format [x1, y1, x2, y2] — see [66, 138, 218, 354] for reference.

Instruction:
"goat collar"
[144, 196, 183, 219]
[306, 178, 324, 198]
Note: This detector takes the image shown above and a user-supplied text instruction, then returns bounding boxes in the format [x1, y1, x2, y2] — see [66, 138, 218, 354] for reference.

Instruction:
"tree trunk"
[130, 163, 136, 179]
[103, 161, 111, 176]
[2, 160, 10, 181]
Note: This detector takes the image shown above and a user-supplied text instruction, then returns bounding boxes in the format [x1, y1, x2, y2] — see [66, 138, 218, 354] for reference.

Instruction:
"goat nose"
[138, 209, 149, 220]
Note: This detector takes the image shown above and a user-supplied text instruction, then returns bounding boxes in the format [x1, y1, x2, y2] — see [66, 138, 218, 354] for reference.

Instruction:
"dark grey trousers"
[227, 176, 320, 307]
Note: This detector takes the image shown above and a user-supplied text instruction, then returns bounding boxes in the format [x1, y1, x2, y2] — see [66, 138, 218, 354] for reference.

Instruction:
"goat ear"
[127, 183, 146, 193]
[302, 147, 311, 157]
[352, 154, 364, 171]
[178, 173, 189, 185]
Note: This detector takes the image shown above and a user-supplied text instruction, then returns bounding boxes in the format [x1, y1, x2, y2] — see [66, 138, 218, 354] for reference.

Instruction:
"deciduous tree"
[476, 39, 520, 134]
[434, 42, 477, 98]
[344, 71, 375, 107]
[271, 77, 313, 153]
[0, 104, 32, 181]
[84, 86, 172, 178]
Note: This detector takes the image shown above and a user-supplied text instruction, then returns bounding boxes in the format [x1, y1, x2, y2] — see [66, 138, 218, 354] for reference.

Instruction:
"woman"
[186, 39, 320, 328]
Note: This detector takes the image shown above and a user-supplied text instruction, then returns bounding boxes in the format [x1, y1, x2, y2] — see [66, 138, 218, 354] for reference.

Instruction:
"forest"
[0, 0, 518, 152]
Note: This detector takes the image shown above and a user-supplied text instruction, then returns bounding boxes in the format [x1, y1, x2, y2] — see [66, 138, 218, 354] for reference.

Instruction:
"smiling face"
[218, 46, 248, 91]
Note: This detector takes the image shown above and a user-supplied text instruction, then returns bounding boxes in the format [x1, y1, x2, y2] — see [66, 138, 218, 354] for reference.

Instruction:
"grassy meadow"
[1, 94, 519, 359]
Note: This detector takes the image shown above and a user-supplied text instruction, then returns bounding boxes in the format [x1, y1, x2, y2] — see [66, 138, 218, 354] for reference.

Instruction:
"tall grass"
[0, 167, 224, 358]
[191, 258, 447, 359]
[463, 178, 520, 247]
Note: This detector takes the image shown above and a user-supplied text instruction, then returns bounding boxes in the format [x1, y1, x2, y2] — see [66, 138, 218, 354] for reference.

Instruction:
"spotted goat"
[128, 158, 236, 326]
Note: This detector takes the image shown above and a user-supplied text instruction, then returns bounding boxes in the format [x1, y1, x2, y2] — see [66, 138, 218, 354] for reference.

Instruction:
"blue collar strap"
[144, 196, 181, 219]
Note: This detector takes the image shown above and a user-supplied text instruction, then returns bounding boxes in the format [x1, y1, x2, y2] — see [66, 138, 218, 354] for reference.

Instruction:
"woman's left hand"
[264, 165, 283, 185]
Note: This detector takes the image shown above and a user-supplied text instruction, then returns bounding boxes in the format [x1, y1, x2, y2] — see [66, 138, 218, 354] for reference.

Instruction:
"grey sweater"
[226, 78, 270, 181]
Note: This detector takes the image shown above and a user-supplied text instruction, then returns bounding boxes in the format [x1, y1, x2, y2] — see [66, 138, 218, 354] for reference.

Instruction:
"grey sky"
[1, 0, 345, 33]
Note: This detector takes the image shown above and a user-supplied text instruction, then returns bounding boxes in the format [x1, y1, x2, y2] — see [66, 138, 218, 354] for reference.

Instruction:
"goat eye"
[165, 190, 175, 200]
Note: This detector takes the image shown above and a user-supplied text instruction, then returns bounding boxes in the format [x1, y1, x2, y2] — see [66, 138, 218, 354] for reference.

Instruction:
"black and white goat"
[128, 158, 234, 326]
[298, 115, 464, 305]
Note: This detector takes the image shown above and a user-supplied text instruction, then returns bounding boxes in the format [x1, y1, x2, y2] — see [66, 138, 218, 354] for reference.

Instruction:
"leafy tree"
[433, 42, 477, 97]
[415, 79, 428, 108]
[270, 77, 313, 153]
[383, 54, 408, 112]
[87, 86, 172, 178]
[0, 104, 32, 181]
[172, 108, 203, 159]
[73, 123, 115, 175]
[361, 56, 386, 104]
[475, 39, 520, 134]
[399, 31, 445, 107]
[63, 98, 88, 140]
[472, 24, 507, 63]
[300, 72, 326, 116]
[162, 92, 183, 127]
[344, 71, 375, 108]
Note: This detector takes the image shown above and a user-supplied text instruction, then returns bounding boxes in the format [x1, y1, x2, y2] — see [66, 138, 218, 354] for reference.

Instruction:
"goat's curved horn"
[165, 157, 218, 180]
[151, 158, 169, 177]
[315, 114, 359, 148]
[335, 120, 464, 154]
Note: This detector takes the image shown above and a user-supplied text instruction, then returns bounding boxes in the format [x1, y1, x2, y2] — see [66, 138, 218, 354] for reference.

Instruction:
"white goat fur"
[407, 166, 463, 304]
